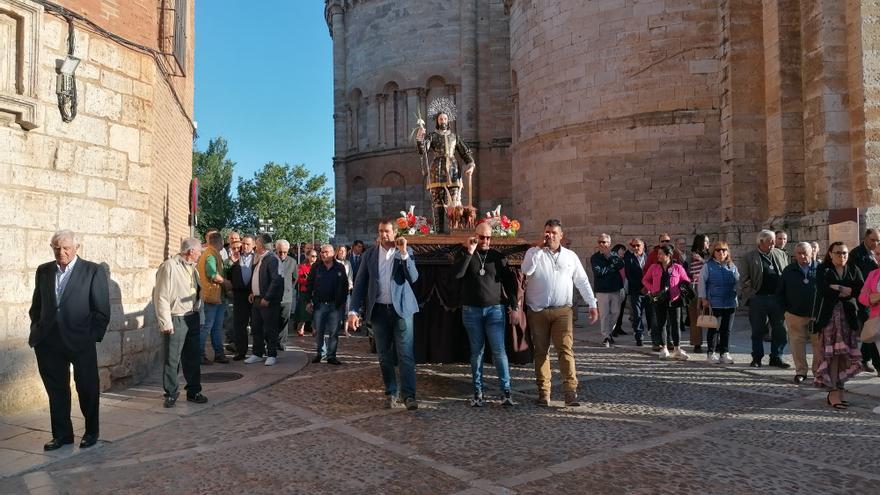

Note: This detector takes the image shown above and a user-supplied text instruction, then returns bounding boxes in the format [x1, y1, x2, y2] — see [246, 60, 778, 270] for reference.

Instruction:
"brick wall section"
[0, 0, 194, 413]
[509, 0, 723, 254]
[762, 0, 805, 217]
[846, 0, 880, 209]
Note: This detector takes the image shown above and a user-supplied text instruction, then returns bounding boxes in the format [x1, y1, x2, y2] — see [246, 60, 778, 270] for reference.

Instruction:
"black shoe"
[793, 374, 807, 384]
[186, 393, 208, 404]
[750, 358, 762, 368]
[163, 395, 178, 408]
[635, 337, 643, 347]
[602, 338, 611, 348]
[79, 433, 98, 449]
[224, 344, 236, 353]
[615, 328, 628, 336]
[326, 357, 342, 365]
[213, 355, 229, 364]
[693, 345, 702, 353]
[768, 357, 791, 369]
[201, 356, 213, 366]
[43, 437, 74, 451]
[311, 355, 322, 364]
[232, 354, 246, 361]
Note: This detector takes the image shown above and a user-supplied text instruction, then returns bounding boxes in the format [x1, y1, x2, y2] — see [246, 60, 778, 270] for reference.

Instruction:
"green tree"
[236, 162, 335, 244]
[192, 137, 236, 236]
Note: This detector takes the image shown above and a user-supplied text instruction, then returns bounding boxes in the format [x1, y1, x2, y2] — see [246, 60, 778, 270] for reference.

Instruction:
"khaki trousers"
[785, 312, 819, 376]
[527, 307, 577, 395]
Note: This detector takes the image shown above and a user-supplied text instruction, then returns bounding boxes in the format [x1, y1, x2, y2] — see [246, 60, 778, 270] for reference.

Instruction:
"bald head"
[475, 223, 492, 251]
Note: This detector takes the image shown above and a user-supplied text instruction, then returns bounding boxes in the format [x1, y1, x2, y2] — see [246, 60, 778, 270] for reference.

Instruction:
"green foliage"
[192, 137, 236, 237]
[236, 162, 335, 243]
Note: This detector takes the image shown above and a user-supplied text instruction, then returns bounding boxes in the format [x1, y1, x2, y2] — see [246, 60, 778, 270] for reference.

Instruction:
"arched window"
[381, 171, 405, 188]
[383, 81, 401, 148]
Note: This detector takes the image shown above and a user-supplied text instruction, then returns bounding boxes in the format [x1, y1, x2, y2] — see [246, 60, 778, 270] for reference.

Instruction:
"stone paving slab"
[2, 325, 879, 494]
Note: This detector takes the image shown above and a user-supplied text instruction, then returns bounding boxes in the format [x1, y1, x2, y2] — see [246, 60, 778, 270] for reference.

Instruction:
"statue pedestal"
[401, 235, 532, 364]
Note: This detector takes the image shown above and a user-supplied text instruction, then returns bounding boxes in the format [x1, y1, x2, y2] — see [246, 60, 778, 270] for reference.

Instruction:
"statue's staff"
[412, 110, 430, 203]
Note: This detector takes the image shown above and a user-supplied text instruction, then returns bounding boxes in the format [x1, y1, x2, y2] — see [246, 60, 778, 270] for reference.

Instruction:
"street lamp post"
[258, 218, 275, 238]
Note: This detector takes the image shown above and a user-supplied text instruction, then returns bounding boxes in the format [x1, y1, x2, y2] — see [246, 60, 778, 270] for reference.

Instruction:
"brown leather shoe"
[564, 391, 581, 407]
[536, 394, 551, 407]
[213, 355, 229, 364]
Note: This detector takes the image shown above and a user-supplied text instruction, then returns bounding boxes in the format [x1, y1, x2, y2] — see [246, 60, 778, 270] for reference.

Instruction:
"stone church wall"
[0, 0, 195, 413]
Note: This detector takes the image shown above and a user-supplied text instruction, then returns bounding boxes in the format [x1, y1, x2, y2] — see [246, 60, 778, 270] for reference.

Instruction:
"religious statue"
[415, 97, 476, 234]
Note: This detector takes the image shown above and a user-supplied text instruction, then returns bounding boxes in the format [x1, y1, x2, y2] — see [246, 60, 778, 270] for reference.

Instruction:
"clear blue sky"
[194, 1, 334, 193]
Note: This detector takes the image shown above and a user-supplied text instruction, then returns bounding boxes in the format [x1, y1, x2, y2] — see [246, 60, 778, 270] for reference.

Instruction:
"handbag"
[861, 315, 880, 343]
[696, 308, 718, 329]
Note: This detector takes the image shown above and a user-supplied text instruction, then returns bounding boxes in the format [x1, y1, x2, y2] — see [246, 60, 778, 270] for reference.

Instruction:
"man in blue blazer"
[348, 219, 420, 410]
[29, 230, 110, 451]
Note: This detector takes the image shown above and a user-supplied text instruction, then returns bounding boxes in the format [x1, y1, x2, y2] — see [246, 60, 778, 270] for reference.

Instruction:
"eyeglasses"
[598, 240, 609, 245]
[629, 244, 640, 248]
[714, 248, 728, 253]
[308, 255, 318, 258]
[477, 235, 492, 240]
[832, 251, 849, 256]
[660, 239, 671, 243]
[277, 251, 288, 255]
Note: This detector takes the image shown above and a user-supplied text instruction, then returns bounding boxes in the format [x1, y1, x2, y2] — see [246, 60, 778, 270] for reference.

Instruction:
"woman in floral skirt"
[813, 242, 864, 408]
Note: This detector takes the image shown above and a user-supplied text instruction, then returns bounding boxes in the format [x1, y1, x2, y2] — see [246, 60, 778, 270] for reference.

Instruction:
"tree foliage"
[236, 162, 335, 244]
[192, 137, 236, 237]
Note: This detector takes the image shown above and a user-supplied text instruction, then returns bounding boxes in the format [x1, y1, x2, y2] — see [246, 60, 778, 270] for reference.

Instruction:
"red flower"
[476, 218, 486, 225]
[501, 216, 510, 228]
[419, 224, 429, 234]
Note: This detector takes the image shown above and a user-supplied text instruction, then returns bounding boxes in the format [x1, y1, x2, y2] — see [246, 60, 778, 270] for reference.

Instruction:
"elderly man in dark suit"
[244, 234, 284, 366]
[347, 219, 420, 410]
[29, 230, 110, 451]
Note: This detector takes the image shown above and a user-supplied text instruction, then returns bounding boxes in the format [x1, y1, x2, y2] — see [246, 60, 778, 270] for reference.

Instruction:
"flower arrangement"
[477, 205, 520, 237]
[396, 205, 432, 236]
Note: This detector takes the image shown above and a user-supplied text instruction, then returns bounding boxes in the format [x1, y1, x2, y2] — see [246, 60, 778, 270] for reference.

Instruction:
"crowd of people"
[26, 223, 880, 451]
[593, 228, 880, 409]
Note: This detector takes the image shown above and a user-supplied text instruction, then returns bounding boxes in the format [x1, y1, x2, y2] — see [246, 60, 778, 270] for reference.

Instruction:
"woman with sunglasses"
[688, 235, 711, 353]
[814, 242, 864, 409]
[697, 241, 739, 364]
[642, 244, 691, 359]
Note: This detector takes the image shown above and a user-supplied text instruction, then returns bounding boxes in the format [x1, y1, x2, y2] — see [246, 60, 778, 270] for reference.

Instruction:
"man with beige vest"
[153, 237, 208, 408]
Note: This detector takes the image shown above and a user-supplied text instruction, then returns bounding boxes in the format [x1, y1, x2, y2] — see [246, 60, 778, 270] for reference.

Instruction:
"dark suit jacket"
[254, 252, 283, 303]
[624, 251, 647, 294]
[349, 245, 419, 321]
[305, 261, 349, 309]
[29, 257, 111, 350]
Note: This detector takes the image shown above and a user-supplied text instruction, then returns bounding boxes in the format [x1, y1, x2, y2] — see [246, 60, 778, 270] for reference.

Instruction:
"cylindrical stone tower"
[326, 0, 513, 244]
[508, 0, 724, 251]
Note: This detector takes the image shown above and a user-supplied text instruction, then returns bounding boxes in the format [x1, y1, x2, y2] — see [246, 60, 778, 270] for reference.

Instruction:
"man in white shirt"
[522, 219, 598, 407]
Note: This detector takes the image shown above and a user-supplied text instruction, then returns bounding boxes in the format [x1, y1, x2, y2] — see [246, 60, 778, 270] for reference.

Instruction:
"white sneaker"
[659, 347, 670, 359]
[672, 348, 689, 360]
[721, 352, 734, 364]
[264, 357, 277, 366]
[708, 352, 720, 364]
[244, 355, 265, 364]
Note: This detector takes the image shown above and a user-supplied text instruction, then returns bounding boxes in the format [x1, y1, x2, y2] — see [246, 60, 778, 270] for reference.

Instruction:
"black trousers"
[650, 303, 682, 347]
[232, 291, 252, 357]
[251, 298, 281, 358]
[34, 328, 100, 440]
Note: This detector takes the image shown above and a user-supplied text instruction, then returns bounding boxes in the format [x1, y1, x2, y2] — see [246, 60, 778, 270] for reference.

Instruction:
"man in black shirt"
[306, 244, 349, 365]
[455, 222, 518, 407]
[738, 230, 790, 368]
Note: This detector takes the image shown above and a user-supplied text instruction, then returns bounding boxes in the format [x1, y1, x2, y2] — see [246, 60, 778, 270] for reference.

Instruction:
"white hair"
[180, 237, 201, 254]
[50, 229, 78, 246]
[757, 230, 775, 245]
[320, 243, 335, 252]
[276, 239, 290, 250]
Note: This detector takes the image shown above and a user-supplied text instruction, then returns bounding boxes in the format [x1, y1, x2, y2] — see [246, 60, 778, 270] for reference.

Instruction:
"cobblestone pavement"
[2, 324, 880, 494]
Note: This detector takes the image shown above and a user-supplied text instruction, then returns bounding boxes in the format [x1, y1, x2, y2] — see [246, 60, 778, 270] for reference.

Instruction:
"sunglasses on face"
[833, 251, 848, 256]
[477, 235, 492, 240]
[660, 239, 671, 243]
[598, 240, 609, 245]
[715, 248, 728, 253]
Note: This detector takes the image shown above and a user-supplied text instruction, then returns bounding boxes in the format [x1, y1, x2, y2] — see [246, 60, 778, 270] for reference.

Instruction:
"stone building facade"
[328, 0, 880, 255]
[0, 0, 195, 413]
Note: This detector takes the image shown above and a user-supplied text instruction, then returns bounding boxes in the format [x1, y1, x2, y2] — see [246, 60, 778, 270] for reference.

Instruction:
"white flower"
[408, 228, 416, 235]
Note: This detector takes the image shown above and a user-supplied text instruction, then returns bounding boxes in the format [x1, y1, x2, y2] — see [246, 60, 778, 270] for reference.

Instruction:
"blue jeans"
[313, 302, 340, 359]
[370, 303, 416, 399]
[462, 304, 511, 394]
[200, 303, 225, 358]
